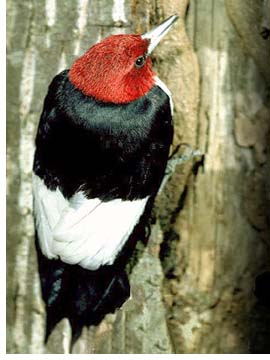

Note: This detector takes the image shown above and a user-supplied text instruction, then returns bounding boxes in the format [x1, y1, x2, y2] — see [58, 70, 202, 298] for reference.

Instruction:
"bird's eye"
[135, 56, 145, 68]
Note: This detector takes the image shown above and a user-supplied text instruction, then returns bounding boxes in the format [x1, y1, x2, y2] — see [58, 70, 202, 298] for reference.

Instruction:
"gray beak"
[142, 14, 179, 55]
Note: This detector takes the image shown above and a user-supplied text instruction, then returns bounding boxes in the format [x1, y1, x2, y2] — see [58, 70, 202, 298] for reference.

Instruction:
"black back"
[34, 70, 173, 200]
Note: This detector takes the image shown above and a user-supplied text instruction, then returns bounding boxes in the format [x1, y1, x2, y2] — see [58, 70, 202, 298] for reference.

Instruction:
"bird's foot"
[158, 143, 203, 193]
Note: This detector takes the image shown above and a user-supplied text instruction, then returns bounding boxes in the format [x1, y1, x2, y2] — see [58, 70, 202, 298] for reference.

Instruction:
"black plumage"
[34, 70, 173, 200]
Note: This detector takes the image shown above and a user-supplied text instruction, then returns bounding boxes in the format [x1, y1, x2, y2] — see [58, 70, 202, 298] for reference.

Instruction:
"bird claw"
[168, 143, 203, 169]
[158, 143, 203, 194]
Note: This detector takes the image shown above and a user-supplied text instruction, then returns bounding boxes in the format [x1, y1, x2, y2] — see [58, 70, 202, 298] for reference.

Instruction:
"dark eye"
[135, 56, 145, 68]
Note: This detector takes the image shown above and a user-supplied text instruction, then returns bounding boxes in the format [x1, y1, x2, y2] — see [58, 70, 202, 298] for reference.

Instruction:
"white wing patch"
[33, 174, 148, 270]
[154, 76, 174, 115]
[33, 173, 68, 258]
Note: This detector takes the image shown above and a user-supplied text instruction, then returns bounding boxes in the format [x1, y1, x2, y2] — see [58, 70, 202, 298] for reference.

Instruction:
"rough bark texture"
[7, 0, 270, 354]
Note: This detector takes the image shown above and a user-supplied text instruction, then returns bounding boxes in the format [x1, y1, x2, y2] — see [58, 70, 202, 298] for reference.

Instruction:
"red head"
[69, 35, 154, 104]
[69, 15, 179, 104]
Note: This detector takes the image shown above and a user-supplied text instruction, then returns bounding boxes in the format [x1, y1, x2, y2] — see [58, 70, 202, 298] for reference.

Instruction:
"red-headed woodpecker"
[33, 15, 178, 340]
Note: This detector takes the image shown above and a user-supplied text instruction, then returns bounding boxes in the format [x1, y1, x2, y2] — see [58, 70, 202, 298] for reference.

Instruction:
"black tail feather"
[69, 265, 130, 343]
[35, 235, 130, 344]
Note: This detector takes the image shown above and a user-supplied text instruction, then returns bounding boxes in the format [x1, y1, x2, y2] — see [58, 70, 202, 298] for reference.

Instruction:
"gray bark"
[7, 0, 270, 354]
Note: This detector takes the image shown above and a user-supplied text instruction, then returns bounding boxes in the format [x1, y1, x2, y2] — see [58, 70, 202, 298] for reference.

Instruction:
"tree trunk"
[7, 0, 270, 354]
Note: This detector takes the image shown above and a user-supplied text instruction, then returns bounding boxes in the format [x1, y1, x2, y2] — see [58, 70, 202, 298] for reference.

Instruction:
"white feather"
[154, 76, 174, 115]
[32, 174, 148, 270]
[32, 173, 68, 258]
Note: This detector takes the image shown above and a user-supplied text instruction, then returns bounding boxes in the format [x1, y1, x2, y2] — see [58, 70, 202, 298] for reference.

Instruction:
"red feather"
[69, 35, 155, 104]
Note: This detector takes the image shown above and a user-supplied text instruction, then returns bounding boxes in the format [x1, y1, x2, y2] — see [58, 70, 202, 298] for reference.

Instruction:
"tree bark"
[7, 0, 270, 354]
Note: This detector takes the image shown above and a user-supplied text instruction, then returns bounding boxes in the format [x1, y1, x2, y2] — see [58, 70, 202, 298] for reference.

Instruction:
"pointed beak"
[142, 14, 179, 55]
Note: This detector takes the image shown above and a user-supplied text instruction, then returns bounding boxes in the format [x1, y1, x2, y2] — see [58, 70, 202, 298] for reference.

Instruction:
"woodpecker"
[33, 15, 178, 341]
